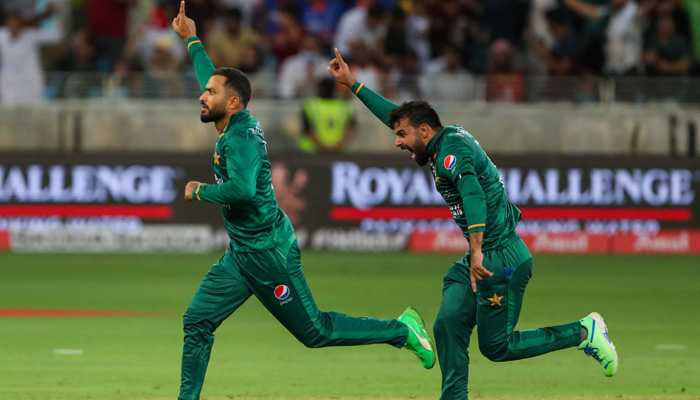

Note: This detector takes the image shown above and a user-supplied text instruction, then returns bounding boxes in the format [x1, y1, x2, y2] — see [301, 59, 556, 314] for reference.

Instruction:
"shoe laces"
[583, 344, 603, 362]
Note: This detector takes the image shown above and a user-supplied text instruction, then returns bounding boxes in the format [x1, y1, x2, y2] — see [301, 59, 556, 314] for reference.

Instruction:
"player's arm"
[188, 133, 260, 204]
[448, 152, 493, 291]
[327, 48, 397, 128]
[172, 0, 215, 92]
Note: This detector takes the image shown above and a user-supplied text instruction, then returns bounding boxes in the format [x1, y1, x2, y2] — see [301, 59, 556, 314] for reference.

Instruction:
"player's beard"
[412, 139, 430, 166]
[200, 102, 226, 123]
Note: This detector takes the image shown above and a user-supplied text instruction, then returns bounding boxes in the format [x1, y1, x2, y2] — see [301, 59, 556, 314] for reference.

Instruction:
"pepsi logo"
[444, 155, 457, 170]
[274, 285, 290, 300]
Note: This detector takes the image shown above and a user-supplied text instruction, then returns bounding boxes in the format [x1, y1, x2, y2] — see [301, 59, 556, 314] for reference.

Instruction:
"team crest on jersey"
[274, 285, 290, 300]
[443, 155, 457, 170]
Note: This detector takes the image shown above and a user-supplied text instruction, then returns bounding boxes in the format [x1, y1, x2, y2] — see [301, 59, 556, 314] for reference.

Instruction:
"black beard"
[414, 151, 430, 166]
[200, 108, 226, 123]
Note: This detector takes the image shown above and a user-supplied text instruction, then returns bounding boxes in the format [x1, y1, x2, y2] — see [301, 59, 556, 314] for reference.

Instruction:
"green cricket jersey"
[186, 37, 294, 252]
[351, 81, 521, 251]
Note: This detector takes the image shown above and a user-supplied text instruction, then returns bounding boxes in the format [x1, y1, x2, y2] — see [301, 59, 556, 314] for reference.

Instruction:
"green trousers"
[178, 235, 408, 400]
[434, 237, 582, 400]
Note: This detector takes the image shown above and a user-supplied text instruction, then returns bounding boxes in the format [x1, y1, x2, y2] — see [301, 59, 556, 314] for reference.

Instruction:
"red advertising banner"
[520, 232, 609, 254]
[409, 230, 700, 254]
[0, 230, 9, 251]
[409, 231, 609, 254]
[611, 230, 700, 254]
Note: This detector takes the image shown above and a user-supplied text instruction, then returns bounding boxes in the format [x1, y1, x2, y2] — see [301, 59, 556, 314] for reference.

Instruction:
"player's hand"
[172, 0, 197, 41]
[184, 181, 200, 201]
[469, 251, 493, 292]
[327, 48, 356, 89]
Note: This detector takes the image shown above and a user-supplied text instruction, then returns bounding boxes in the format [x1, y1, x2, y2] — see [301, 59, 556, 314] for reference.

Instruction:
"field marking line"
[655, 344, 685, 350]
[53, 349, 83, 355]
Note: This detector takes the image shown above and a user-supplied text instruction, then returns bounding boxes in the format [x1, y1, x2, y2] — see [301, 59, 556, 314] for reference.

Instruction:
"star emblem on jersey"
[443, 155, 456, 170]
[487, 293, 503, 307]
[213, 151, 221, 165]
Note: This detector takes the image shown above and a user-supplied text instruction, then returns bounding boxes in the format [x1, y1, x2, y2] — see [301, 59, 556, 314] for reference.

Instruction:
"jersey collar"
[425, 126, 447, 162]
[221, 109, 250, 135]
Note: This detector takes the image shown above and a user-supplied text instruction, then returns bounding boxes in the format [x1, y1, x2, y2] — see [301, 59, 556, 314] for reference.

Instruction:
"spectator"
[380, 7, 408, 65]
[0, 10, 63, 105]
[52, 29, 100, 98]
[129, 1, 186, 74]
[419, 44, 476, 101]
[401, 0, 431, 68]
[644, 13, 692, 75]
[86, 0, 137, 72]
[268, 6, 305, 65]
[218, 0, 263, 29]
[299, 77, 356, 153]
[647, 0, 691, 40]
[481, 0, 530, 48]
[300, 0, 346, 47]
[563, 0, 644, 76]
[425, 0, 466, 58]
[528, 8, 581, 76]
[334, 1, 386, 57]
[686, 0, 700, 75]
[486, 39, 524, 102]
[524, 0, 557, 75]
[278, 34, 330, 98]
[141, 33, 185, 98]
[206, 7, 266, 69]
[387, 50, 423, 101]
[346, 40, 385, 94]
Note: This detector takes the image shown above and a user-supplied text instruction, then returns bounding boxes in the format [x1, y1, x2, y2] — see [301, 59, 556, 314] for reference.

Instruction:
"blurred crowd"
[0, 0, 699, 104]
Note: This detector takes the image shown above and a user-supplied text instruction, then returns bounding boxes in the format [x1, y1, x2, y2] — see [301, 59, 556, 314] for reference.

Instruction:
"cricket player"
[171, 4, 435, 400]
[327, 49, 618, 400]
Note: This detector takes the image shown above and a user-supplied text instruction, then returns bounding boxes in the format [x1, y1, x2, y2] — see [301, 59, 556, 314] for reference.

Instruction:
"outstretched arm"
[327, 48, 398, 128]
[172, 0, 215, 92]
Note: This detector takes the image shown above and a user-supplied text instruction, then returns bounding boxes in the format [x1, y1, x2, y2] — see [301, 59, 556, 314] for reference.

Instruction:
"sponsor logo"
[330, 162, 698, 208]
[309, 228, 408, 251]
[331, 162, 442, 209]
[532, 233, 590, 253]
[274, 285, 290, 300]
[500, 168, 696, 207]
[633, 232, 689, 253]
[0, 165, 182, 204]
[443, 155, 457, 170]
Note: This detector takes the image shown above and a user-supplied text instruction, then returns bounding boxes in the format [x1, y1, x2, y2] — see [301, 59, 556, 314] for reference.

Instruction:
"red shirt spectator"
[86, 0, 135, 38]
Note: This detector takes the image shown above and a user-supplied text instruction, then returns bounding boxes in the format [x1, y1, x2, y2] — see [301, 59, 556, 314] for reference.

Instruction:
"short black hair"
[388, 101, 443, 131]
[212, 67, 251, 108]
[318, 77, 336, 99]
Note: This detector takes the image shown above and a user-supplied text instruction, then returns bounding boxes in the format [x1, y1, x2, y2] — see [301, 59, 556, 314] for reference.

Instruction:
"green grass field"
[1, 252, 698, 400]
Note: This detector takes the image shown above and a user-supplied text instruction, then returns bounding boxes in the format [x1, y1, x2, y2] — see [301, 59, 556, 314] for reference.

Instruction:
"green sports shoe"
[398, 307, 435, 369]
[579, 312, 618, 377]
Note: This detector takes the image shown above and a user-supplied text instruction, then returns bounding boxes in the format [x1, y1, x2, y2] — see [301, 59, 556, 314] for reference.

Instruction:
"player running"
[327, 49, 618, 400]
[171, 3, 434, 400]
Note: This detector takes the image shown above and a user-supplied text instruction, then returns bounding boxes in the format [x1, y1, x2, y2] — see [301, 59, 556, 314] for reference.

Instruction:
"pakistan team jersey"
[350, 81, 521, 251]
[186, 37, 294, 252]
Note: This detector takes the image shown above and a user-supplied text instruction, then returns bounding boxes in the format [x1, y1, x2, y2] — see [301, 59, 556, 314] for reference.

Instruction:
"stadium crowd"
[0, 0, 699, 103]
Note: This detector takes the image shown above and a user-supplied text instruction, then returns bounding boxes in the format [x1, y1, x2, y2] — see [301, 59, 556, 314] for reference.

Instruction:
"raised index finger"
[334, 48, 344, 63]
[179, 0, 185, 17]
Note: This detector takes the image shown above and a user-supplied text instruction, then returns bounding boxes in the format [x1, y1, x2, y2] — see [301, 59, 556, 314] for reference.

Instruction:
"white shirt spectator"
[604, 0, 643, 75]
[278, 51, 329, 99]
[420, 48, 476, 101]
[0, 25, 62, 104]
[334, 6, 386, 57]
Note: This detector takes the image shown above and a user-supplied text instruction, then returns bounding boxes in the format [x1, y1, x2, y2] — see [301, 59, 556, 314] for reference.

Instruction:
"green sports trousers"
[434, 237, 582, 400]
[178, 235, 408, 400]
